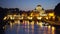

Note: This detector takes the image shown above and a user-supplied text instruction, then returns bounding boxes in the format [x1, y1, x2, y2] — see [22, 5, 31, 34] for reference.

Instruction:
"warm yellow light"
[7, 15, 14, 20]
[52, 26, 55, 30]
[21, 17, 23, 19]
[31, 21, 34, 25]
[17, 20, 20, 25]
[45, 17, 48, 19]
[28, 16, 32, 19]
[37, 17, 42, 20]
[38, 22, 43, 27]
[36, 6, 42, 11]
[12, 15, 23, 20]
[3, 17, 7, 20]
[48, 13, 54, 16]
[37, 21, 38, 24]
[13, 15, 16, 17]
[53, 16, 55, 19]
[14, 20, 18, 24]
[48, 25, 51, 28]
[30, 13, 33, 16]
[10, 16, 14, 20]
[52, 26, 55, 34]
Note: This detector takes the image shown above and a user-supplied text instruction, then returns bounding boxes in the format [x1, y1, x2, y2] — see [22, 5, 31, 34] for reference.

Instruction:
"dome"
[37, 5, 41, 7]
[35, 5, 42, 11]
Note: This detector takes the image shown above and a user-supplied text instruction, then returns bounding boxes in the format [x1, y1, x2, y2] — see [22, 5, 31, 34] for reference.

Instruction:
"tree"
[0, 7, 5, 34]
[15, 8, 19, 11]
[54, 3, 60, 21]
[54, 3, 60, 16]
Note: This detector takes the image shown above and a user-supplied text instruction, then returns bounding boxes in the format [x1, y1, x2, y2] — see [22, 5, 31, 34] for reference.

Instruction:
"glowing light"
[37, 21, 38, 24]
[53, 16, 55, 19]
[20, 17, 23, 19]
[28, 16, 32, 19]
[48, 13, 54, 16]
[52, 26, 55, 30]
[31, 23, 34, 34]
[3, 16, 7, 20]
[48, 25, 51, 34]
[7, 15, 14, 20]
[17, 20, 20, 25]
[15, 20, 18, 24]
[36, 6, 42, 11]
[48, 25, 51, 28]
[40, 13, 47, 16]
[31, 21, 34, 34]
[52, 26, 55, 34]
[30, 13, 33, 16]
[3, 25, 6, 29]
[37, 17, 42, 20]
[13, 15, 16, 17]
[10, 16, 14, 20]
[22, 14, 25, 16]
[45, 17, 48, 19]
[31, 21, 34, 25]
[38, 22, 43, 27]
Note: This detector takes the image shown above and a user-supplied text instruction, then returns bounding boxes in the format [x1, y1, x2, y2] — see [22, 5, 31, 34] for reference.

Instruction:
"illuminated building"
[3, 5, 54, 23]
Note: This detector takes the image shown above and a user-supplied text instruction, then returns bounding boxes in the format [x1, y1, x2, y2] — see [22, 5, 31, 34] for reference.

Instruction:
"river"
[3, 20, 55, 34]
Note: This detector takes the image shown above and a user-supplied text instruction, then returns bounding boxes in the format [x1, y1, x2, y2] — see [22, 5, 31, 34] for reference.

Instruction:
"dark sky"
[0, 0, 60, 10]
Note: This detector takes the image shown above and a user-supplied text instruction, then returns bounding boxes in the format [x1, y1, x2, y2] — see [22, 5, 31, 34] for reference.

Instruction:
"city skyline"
[0, 0, 60, 11]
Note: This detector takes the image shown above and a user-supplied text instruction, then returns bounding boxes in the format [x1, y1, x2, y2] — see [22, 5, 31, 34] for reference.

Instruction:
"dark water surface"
[3, 21, 55, 34]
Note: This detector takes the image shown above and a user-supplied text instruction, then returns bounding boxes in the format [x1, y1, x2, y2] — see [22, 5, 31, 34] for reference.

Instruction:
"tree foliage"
[54, 3, 60, 16]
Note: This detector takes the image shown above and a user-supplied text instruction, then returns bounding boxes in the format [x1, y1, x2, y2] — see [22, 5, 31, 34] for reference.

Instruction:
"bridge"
[3, 14, 60, 28]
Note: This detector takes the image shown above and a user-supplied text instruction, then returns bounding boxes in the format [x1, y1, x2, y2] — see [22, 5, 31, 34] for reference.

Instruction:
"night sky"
[0, 0, 60, 10]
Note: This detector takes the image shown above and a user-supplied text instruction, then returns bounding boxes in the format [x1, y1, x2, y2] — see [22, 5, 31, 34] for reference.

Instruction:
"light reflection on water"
[4, 20, 55, 34]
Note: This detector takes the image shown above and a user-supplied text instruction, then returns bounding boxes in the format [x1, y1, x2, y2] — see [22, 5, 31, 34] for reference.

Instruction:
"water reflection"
[4, 20, 55, 34]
